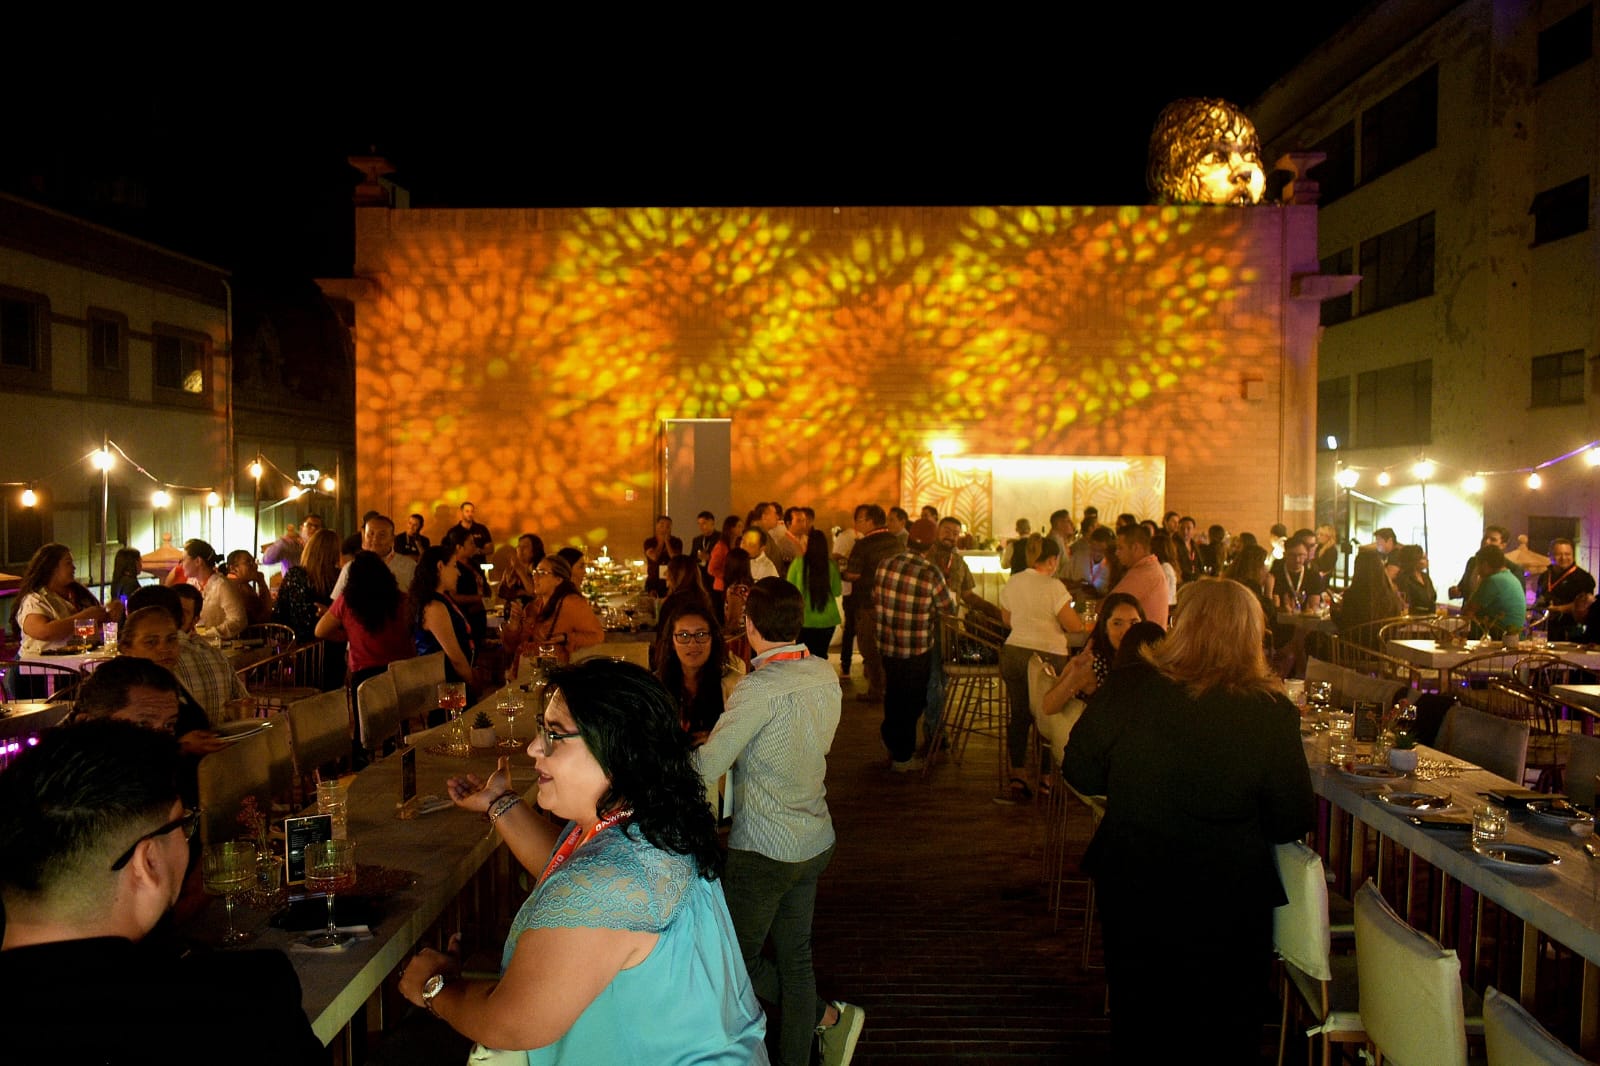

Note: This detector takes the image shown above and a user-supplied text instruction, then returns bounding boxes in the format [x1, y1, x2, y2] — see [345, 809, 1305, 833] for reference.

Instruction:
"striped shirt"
[872, 550, 958, 659]
[692, 643, 840, 863]
[175, 633, 247, 723]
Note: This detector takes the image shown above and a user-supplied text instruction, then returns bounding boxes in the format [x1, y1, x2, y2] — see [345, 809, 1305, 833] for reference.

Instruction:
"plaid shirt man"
[872, 550, 957, 659]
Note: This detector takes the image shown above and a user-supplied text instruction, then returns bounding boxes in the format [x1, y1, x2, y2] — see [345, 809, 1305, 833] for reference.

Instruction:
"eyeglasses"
[535, 717, 582, 757]
[110, 808, 200, 871]
[533, 569, 557, 578]
[672, 629, 713, 645]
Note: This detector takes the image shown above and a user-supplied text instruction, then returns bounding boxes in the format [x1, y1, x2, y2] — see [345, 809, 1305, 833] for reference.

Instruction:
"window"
[151, 325, 209, 405]
[1531, 176, 1590, 246]
[1538, 5, 1592, 83]
[1, 491, 46, 573]
[87, 309, 128, 400]
[1319, 249, 1354, 326]
[1531, 349, 1586, 407]
[1358, 213, 1434, 315]
[1360, 67, 1438, 183]
[1311, 123, 1355, 204]
[0, 287, 50, 390]
[1355, 359, 1431, 447]
[1317, 376, 1350, 451]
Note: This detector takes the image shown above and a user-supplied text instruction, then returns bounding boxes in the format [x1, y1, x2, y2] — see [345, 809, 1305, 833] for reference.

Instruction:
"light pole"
[248, 457, 264, 555]
[1412, 459, 1434, 558]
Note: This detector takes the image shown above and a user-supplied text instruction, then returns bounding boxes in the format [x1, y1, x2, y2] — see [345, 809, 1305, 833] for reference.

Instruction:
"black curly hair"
[545, 659, 722, 881]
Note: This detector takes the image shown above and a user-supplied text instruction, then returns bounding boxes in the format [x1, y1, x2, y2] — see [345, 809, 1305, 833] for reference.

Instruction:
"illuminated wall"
[344, 204, 1316, 556]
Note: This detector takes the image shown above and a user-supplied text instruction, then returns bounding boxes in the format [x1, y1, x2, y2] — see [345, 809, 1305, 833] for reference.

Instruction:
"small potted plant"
[1388, 731, 1419, 773]
[470, 711, 497, 749]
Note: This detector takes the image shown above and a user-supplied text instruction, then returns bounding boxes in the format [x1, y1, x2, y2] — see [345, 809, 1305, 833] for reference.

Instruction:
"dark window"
[1528, 516, 1580, 557]
[1312, 123, 1355, 204]
[1317, 376, 1350, 451]
[0, 288, 51, 390]
[1531, 349, 1586, 407]
[87, 309, 129, 400]
[1319, 249, 1354, 326]
[1538, 5, 1592, 83]
[1, 491, 46, 573]
[1531, 176, 1590, 246]
[152, 326, 208, 404]
[1358, 213, 1435, 314]
[1355, 359, 1431, 447]
[1360, 67, 1438, 183]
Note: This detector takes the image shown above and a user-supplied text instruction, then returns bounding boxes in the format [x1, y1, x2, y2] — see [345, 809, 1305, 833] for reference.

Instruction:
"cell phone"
[284, 814, 333, 885]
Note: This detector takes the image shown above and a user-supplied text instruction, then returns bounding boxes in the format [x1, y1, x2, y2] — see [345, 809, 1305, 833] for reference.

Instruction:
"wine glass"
[437, 681, 468, 754]
[499, 690, 525, 750]
[303, 840, 358, 948]
[73, 616, 97, 650]
[202, 841, 258, 945]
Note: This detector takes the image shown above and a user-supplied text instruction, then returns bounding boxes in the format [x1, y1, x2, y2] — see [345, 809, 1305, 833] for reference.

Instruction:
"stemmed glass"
[303, 839, 358, 948]
[1307, 680, 1333, 731]
[498, 690, 525, 750]
[437, 681, 468, 755]
[73, 617, 97, 650]
[202, 841, 258, 945]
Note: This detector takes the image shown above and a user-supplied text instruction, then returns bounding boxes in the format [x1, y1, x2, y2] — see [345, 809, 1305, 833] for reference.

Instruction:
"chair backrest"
[287, 689, 352, 784]
[240, 622, 296, 653]
[1483, 986, 1591, 1066]
[261, 710, 295, 808]
[388, 652, 445, 722]
[1564, 733, 1600, 807]
[1272, 841, 1332, 982]
[2, 661, 83, 702]
[1306, 656, 1341, 695]
[1436, 702, 1530, 783]
[356, 671, 402, 755]
[1028, 654, 1083, 766]
[197, 725, 276, 847]
[1341, 669, 1407, 712]
[1354, 880, 1468, 1066]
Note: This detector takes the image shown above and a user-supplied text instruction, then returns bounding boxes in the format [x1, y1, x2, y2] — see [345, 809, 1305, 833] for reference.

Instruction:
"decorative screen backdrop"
[345, 204, 1309, 555]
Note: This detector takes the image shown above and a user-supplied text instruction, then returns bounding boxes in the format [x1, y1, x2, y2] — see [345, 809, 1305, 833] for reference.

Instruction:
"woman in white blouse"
[996, 534, 1085, 804]
[14, 543, 119, 656]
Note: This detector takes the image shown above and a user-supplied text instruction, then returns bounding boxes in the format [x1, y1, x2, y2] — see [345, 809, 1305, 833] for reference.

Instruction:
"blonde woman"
[1062, 578, 1314, 1061]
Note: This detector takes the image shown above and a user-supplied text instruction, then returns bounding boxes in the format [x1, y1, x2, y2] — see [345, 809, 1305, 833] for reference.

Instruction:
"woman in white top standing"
[996, 534, 1085, 804]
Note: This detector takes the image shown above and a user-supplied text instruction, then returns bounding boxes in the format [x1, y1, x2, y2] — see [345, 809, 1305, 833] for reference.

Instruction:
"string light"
[1376, 471, 1391, 487]
[1463, 475, 1485, 494]
[1527, 472, 1542, 490]
[90, 449, 114, 471]
[1335, 468, 1359, 489]
[321, 476, 337, 493]
[1587, 448, 1600, 468]
[206, 491, 221, 507]
[151, 490, 171, 508]
[20, 486, 36, 507]
[1411, 459, 1435, 480]
[247, 459, 263, 480]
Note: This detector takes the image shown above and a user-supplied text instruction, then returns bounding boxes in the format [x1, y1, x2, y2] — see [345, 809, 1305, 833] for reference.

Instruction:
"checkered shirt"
[872, 551, 958, 659]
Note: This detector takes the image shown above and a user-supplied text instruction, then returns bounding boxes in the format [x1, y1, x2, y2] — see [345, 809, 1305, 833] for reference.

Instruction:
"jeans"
[723, 845, 835, 1066]
[999, 644, 1070, 772]
[882, 649, 933, 761]
[839, 595, 856, 673]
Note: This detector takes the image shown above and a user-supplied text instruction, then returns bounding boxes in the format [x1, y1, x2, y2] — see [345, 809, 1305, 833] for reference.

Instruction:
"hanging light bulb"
[90, 449, 114, 471]
[1411, 459, 1435, 480]
[206, 491, 221, 507]
[1586, 448, 1600, 468]
[247, 459, 263, 480]
[322, 476, 336, 493]
[151, 490, 171, 508]
[286, 486, 303, 500]
[1335, 468, 1359, 489]
[20, 486, 37, 507]
[1527, 472, 1542, 490]
[1463, 475, 1485, 494]
[1376, 471, 1391, 487]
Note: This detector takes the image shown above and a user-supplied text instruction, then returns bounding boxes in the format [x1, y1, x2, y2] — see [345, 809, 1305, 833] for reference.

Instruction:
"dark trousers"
[798, 625, 835, 659]
[882, 649, 933, 761]
[724, 845, 834, 1066]
[839, 595, 857, 673]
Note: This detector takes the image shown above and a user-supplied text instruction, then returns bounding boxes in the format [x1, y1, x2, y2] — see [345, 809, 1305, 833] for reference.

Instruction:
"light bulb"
[248, 460, 263, 480]
[206, 491, 221, 507]
[1335, 468, 1359, 489]
[20, 487, 37, 507]
[1586, 448, 1600, 468]
[90, 449, 114, 471]
[1527, 472, 1542, 490]
[1376, 471, 1391, 487]
[322, 477, 336, 493]
[1412, 460, 1435, 480]
[151, 490, 171, 508]
[1462, 476, 1485, 494]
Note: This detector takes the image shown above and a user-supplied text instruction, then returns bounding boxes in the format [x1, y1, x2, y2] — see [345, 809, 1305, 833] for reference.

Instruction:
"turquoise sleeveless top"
[494, 822, 769, 1064]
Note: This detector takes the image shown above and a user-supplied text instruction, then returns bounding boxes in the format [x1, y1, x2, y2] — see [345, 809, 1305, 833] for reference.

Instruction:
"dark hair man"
[1109, 524, 1168, 628]
[1450, 525, 1509, 601]
[1465, 543, 1527, 636]
[0, 721, 324, 1064]
[871, 519, 957, 770]
[843, 504, 899, 704]
[1538, 537, 1596, 642]
[694, 579, 863, 1063]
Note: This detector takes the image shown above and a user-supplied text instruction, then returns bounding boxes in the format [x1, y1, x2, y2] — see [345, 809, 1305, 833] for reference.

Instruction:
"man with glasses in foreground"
[0, 720, 324, 1064]
[692, 578, 864, 1066]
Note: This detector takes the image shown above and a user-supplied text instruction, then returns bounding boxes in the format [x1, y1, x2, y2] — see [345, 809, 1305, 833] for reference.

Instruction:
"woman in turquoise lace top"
[400, 659, 768, 1064]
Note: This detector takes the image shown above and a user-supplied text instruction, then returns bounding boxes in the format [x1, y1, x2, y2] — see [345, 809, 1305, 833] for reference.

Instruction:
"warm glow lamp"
[1411, 459, 1435, 480]
[206, 491, 221, 507]
[1334, 468, 1359, 489]
[1463, 475, 1485, 494]
[1376, 471, 1391, 487]
[1587, 448, 1600, 468]
[321, 476, 336, 493]
[90, 449, 114, 471]
[1527, 472, 1543, 489]
[247, 459, 263, 480]
[151, 490, 171, 508]
[20, 486, 36, 507]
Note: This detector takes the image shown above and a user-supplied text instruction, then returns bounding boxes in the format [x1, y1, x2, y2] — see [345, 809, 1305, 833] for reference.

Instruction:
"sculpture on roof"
[1147, 97, 1266, 206]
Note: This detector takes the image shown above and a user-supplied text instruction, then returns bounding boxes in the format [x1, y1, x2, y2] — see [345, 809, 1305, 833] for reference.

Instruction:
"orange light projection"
[351, 205, 1291, 552]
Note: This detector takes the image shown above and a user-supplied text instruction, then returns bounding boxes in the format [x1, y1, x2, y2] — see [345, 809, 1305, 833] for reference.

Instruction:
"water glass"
[316, 780, 349, 840]
[1283, 679, 1306, 707]
[1472, 804, 1509, 847]
[1327, 740, 1358, 772]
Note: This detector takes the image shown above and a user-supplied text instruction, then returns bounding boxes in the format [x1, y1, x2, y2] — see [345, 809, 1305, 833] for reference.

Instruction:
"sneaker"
[889, 755, 926, 773]
[817, 1000, 865, 1066]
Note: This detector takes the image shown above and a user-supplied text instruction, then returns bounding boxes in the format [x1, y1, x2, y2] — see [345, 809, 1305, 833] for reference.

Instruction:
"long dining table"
[1385, 638, 1600, 672]
[1306, 731, 1600, 1052]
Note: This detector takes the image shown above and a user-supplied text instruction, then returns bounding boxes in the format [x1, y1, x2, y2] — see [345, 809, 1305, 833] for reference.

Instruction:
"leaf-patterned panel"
[900, 455, 994, 542]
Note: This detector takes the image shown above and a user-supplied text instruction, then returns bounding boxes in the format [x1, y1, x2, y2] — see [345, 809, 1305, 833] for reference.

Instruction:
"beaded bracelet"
[486, 791, 521, 824]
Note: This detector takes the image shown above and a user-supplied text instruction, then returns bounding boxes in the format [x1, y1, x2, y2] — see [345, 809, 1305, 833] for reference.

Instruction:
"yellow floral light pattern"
[351, 205, 1285, 551]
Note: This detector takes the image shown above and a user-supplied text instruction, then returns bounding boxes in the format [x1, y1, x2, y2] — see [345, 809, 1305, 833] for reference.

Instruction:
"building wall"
[1256, 0, 1600, 582]
[347, 204, 1321, 556]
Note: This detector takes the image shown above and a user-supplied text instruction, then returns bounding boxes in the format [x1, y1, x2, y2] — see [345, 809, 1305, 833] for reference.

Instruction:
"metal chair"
[1, 660, 83, 702]
[236, 645, 324, 711]
[240, 623, 297, 654]
[929, 615, 1007, 786]
[1480, 680, 1566, 789]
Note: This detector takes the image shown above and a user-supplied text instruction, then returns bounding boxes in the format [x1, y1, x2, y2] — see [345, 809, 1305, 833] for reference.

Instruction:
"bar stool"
[928, 616, 1007, 786]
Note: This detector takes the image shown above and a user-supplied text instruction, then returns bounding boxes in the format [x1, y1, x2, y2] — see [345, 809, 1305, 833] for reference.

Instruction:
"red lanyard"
[538, 808, 633, 885]
[756, 647, 810, 668]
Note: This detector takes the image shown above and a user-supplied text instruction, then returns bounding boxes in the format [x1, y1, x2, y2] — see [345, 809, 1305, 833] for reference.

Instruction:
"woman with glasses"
[785, 528, 842, 659]
[401, 660, 767, 1062]
[653, 597, 742, 744]
[518, 554, 603, 668]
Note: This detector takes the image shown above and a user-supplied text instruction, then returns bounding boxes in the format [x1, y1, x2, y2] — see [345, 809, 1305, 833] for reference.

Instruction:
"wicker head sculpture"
[1147, 97, 1266, 205]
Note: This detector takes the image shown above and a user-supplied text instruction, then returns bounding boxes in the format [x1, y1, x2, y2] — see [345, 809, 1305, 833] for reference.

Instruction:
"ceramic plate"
[216, 720, 271, 743]
[1526, 798, 1593, 826]
[1338, 764, 1406, 783]
[1471, 842, 1561, 869]
[1377, 791, 1455, 812]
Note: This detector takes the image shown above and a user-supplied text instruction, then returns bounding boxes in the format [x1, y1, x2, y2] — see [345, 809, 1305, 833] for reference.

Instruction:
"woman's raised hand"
[446, 756, 512, 813]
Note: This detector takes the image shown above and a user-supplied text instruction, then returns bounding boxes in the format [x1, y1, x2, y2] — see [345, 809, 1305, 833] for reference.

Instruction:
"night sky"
[6, 13, 1368, 281]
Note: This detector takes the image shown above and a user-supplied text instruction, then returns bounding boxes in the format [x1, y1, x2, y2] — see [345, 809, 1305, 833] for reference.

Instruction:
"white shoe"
[889, 756, 925, 773]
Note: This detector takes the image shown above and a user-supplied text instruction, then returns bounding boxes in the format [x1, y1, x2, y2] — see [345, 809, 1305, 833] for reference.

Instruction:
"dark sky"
[7, 13, 1369, 280]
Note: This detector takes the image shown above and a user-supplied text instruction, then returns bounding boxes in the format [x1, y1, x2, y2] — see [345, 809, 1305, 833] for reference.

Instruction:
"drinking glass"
[499, 691, 525, 750]
[1472, 804, 1508, 848]
[437, 681, 468, 754]
[202, 841, 258, 945]
[73, 617, 97, 649]
[316, 780, 348, 840]
[303, 840, 358, 948]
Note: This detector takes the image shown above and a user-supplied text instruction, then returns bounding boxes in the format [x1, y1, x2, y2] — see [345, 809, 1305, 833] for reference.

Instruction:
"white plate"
[1377, 791, 1455, 812]
[1338, 764, 1406, 783]
[1472, 842, 1561, 869]
[1526, 798, 1593, 826]
[216, 720, 271, 743]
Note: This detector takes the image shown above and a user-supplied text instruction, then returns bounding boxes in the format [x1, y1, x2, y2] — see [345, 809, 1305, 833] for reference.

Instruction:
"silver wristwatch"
[422, 973, 446, 1015]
